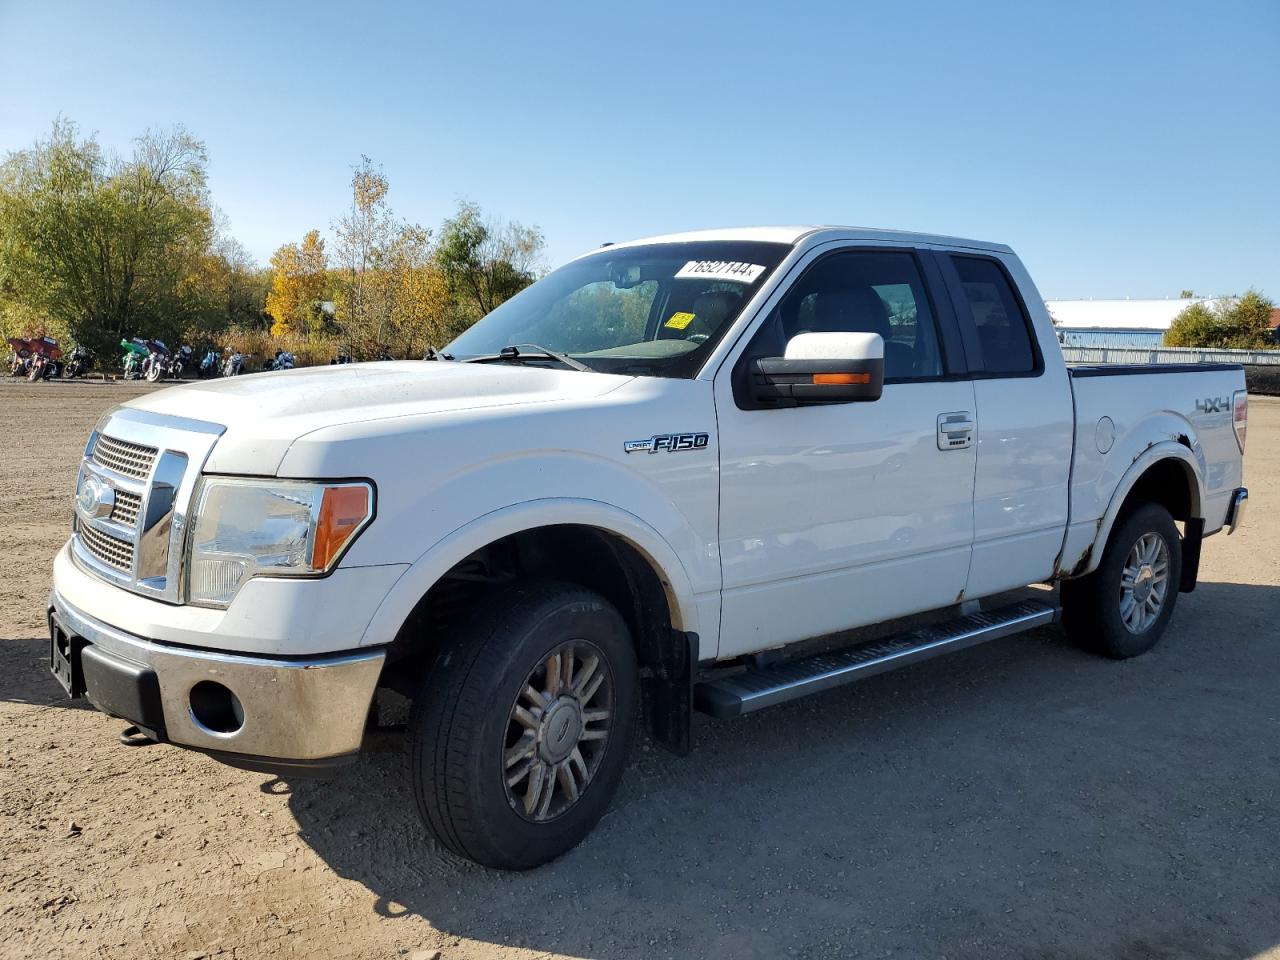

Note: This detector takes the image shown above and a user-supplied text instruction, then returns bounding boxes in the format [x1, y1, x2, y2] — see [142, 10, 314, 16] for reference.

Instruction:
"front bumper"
[49, 589, 385, 771]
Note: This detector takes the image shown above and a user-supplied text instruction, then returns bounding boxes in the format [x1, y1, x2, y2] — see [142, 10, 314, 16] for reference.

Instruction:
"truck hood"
[122, 361, 634, 475]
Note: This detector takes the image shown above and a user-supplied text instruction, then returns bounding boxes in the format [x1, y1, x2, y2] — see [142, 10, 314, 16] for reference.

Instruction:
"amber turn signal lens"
[812, 372, 871, 385]
[313, 485, 371, 570]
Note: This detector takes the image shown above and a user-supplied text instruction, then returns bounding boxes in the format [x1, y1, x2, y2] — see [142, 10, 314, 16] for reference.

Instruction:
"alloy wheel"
[502, 640, 613, 822]
[1119, 531, 1170, 633]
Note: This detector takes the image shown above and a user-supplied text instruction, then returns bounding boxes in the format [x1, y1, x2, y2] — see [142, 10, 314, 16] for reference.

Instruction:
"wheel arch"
[1068, 442, 1204, 579]
[361, 498, 703, 652]
[366, 500, 702, 755]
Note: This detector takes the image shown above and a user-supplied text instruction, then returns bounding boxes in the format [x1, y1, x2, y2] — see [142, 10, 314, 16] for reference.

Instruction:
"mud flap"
[644, 630, 696, 757]
[1180, 517, 1204, 593]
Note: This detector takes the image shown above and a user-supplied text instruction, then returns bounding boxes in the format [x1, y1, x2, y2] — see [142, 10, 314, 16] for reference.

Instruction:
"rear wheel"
[1061, 502, 1182, 659]
[408, 581, 638, 870]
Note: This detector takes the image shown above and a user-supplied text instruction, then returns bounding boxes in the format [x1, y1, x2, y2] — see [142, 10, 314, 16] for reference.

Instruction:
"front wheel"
[1061, 502, 1183, 659]
[145, 361, 162, 382]
[409, 581, 638, 870]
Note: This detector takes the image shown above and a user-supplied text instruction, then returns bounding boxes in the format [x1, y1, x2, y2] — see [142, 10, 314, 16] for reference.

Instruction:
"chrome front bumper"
[49, 589, 385, 770]
[1225, 487, 1249, 535]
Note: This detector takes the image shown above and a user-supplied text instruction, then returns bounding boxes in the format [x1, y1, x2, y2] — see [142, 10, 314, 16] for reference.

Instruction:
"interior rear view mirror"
[609, 262, 643, 289]
[750, 332, 884, 406]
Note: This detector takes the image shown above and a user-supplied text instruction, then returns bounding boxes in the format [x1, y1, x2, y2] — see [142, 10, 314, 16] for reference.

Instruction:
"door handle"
[937, 412, 975, 450]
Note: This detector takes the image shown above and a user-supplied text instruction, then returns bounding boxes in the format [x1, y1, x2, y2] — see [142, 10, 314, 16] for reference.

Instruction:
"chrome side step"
[694, 599, 1059, 719]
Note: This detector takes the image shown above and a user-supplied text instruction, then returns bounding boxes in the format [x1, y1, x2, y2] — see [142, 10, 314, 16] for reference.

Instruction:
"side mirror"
[750, 332, 884, 406]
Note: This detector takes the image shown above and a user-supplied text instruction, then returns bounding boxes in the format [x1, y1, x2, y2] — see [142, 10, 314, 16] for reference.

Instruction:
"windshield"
[444, 240, 791, 377]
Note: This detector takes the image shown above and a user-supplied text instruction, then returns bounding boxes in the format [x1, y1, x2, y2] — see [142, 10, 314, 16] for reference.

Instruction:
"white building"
[1044, 298, 1227, 348]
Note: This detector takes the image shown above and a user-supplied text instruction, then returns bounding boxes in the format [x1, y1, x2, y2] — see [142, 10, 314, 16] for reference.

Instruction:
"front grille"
[72, 413, 221, 601]
[110, 489, 142, 527]
[92, 434, 158, 480]
[79, 522, 134, 572]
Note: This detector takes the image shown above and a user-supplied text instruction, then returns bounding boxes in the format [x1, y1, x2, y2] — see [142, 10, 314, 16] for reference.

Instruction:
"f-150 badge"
[624, 432, 710, 454]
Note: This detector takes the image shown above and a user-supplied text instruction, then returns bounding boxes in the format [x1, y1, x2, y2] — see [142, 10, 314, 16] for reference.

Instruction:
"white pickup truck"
[49, 226, 1249, 869]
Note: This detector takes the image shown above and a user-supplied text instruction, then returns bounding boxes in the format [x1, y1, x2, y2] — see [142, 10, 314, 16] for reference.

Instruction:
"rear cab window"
[948, 256, 1040, 376]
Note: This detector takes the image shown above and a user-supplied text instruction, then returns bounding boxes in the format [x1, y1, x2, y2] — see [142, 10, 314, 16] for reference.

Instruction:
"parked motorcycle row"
[119, 338, 197, 382]
[6, 336, 96, 381]
[8, 336, 380, 384]
[121, 341, 298, 381]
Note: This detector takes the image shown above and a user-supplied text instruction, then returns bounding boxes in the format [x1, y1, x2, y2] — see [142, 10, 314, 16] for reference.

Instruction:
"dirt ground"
[1, 378, 1278, 960]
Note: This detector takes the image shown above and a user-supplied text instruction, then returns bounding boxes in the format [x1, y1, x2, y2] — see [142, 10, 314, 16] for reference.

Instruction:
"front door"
[713, 247, 977, 657]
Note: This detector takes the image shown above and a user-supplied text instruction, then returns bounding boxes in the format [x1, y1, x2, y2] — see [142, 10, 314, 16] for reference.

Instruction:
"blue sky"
[2, 0, 1277, 298]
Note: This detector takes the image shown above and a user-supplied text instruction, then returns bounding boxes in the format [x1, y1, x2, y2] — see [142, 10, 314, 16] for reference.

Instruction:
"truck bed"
[1060, 360, 1246, 574]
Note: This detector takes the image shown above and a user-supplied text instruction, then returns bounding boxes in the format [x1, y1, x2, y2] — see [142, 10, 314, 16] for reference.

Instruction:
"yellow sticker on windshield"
[665, 311, 696, 330]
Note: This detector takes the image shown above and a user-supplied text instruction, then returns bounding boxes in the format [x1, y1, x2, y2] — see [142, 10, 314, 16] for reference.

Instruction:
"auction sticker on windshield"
[674, 260, 766, 284]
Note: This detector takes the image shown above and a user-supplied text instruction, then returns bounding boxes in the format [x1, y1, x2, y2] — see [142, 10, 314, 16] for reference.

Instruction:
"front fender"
[359, 497, 705, 651]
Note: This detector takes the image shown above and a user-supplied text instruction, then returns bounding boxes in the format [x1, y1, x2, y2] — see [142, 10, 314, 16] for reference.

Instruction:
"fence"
[1060, 344, 1280, 396]
[1061, 345, 1280, 366]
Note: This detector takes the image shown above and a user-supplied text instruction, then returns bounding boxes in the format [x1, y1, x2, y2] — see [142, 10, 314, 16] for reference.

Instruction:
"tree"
[1164, 290, 1275, 349]
[435, 200, 544, 322]
[330, 157, 455, 356]
[265, 230, 328, 335]
[333, 157, 393, 346]
[363, 222, 451, 356]
[0, 119, 216, 354]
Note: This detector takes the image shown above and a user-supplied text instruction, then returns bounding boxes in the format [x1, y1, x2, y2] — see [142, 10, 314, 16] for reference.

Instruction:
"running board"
[694, 599, 1059, 719]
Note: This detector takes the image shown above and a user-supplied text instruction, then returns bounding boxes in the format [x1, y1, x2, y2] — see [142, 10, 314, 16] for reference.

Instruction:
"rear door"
[934, 252, 1073, 596]
[713, 245, 978, 657]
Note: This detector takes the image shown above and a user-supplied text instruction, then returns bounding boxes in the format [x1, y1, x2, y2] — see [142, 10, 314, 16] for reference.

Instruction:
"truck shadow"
[0, 637, 95, 711]
[286, 579, 1280, 959]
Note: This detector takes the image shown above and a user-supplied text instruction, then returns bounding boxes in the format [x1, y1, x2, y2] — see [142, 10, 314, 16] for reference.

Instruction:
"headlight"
[186, 478, 374, 607]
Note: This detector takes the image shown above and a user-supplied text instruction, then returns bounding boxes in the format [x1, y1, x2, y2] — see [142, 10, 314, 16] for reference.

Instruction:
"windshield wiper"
[463, 343, 591, 372]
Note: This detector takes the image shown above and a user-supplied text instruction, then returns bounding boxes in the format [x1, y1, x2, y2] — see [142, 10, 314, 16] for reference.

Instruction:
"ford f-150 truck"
[48, 226, 1249, 869]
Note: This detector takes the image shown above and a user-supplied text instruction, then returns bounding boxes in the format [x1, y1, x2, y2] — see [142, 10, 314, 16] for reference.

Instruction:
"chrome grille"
[79, 522, 134, 572]
[92, 435, 158, 480]
[110, 489, 142, 527]
[72, 410, 223, 602]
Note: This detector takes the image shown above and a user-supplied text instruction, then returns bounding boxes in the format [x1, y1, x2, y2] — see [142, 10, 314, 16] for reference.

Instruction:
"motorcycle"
[141, 339, 172, 382]
[26, 336, 64, 381]
[198, 348, 221, 379]
[6, 337, 34, 377]
[62, 345, 94, 379]
[330, 351, 354, 365]
[222, 351, 246, 377]
[120, 338, 149, 380]
[265, 350, 296, 372]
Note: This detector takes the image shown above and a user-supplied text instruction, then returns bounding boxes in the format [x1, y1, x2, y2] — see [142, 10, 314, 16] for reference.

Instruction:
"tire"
[1061, 502, 1182, 659]
[145, 361, 162, 382]
[409, 580, 638, 870]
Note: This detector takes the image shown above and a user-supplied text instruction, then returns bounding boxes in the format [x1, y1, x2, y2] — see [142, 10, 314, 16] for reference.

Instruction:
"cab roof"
[589, 225, 1014, 256]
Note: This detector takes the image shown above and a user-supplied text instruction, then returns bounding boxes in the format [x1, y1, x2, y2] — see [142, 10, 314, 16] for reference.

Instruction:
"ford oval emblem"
[77, 475, 116, 518]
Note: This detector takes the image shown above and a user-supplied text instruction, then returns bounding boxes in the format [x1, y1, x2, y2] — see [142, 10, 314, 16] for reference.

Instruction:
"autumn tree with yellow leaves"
[332, 158, 460, 357]
[265, 229, 328, 335]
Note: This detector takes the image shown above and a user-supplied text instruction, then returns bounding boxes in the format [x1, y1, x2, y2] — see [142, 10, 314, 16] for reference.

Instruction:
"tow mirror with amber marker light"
[1232, 390, 1248, 453]
[751, 332, 885, 406]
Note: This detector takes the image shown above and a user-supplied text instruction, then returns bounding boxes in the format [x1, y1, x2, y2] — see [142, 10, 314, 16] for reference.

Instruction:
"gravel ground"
[1, 378, 1277, 960]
